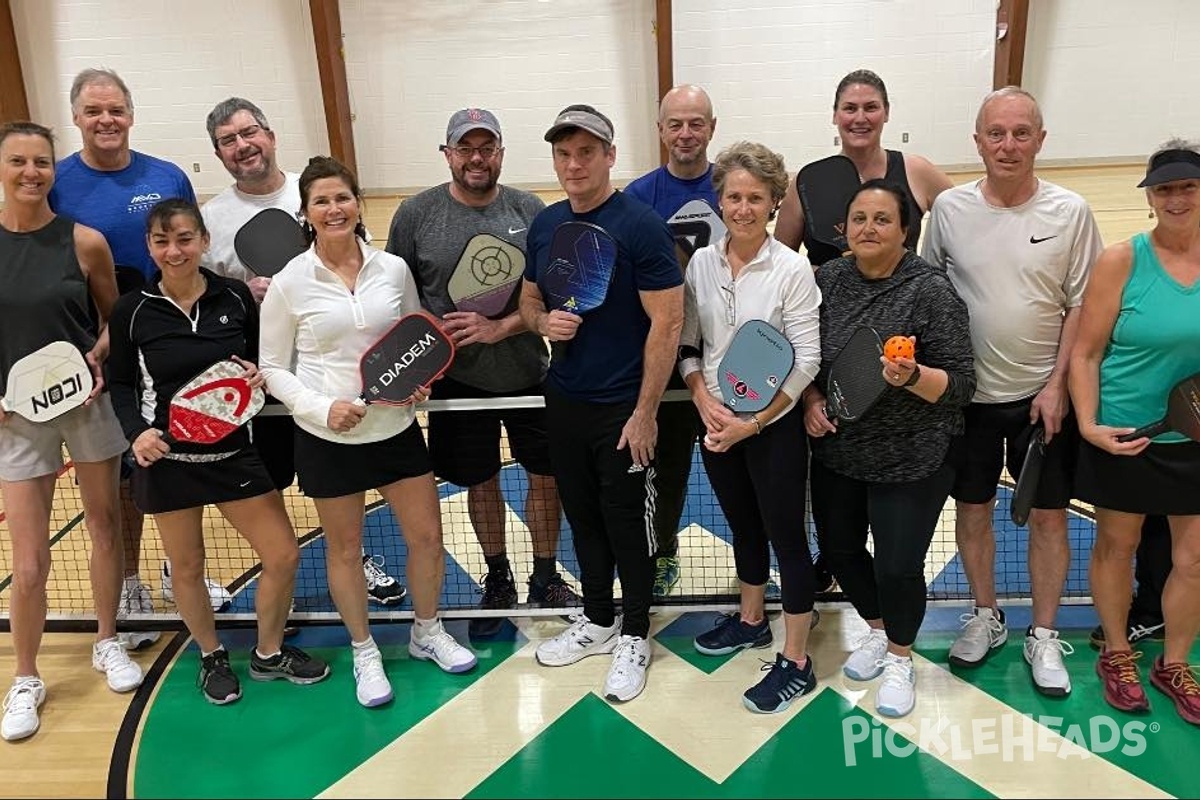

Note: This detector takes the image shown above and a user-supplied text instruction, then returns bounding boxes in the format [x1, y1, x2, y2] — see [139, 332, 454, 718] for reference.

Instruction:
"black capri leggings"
[700, 408, 815, 615]
[811, 457, 955, 646]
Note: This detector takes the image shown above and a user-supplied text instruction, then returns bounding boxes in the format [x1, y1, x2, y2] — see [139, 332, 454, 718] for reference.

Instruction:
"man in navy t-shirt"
[520, 104, 682, 703]
[623, 84, 719, 600]
[47, 68, 200, 651]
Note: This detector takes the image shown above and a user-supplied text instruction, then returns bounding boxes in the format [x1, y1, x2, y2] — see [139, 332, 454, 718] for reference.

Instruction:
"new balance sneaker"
[249, 644, 331, 685]
[1096, 649, 1150, 713]
[536, 614, 620, 667]
[197, 649, 241, 705]
[948, 607, 1007, 667]
[693, 613, 772, 656]
[1024, 626, 1073, 696]
[527, 572, 582, 608]
[409, 620, 478, 673]
[161, 561, 233, 612]
[843, 627, 889, 680]
[117, 576, 160, 651]
[1089, 615, 1166, 650]
[92, 637, 144, 693]
[652, 556, 680, 600]
[743, 653, 817, 714]
[470, 568, 518, 640]
[604, 635, 651, 702]
[876, 653, 917, 718]
[352, 645, 393, 707]
[1149, 656, 1200, 726]
[1, 677, 46, 742]
[363, 554, 407, 605]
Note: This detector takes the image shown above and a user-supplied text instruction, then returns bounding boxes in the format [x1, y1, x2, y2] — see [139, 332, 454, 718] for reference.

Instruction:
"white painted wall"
[10, 0, 1200, 196]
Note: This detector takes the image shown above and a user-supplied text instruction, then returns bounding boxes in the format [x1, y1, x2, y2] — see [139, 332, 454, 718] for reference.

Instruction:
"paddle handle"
[1116, 419, 1169, 443]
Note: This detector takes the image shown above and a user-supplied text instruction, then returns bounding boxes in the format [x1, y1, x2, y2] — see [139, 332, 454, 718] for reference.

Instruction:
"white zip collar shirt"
[260, 239, 420, 443]
[679, 234, 822, 422]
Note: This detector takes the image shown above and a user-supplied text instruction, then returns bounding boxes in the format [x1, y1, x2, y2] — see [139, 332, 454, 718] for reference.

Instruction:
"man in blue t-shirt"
[623, 84, 718, 600]
[519, 104, 683, 703]
[48, 68, 201, 650]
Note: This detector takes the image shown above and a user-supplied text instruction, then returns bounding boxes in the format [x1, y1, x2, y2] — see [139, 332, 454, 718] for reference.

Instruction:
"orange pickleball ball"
[884, 336, 915, 361]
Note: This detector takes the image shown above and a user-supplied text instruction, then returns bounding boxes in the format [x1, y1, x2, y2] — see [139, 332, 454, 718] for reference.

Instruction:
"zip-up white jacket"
[260, 240, 420, 443]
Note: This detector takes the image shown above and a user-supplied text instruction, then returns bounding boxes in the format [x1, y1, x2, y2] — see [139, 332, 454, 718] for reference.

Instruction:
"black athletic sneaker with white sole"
[198, 649, 241, 705]
[249, 644, 331, 684]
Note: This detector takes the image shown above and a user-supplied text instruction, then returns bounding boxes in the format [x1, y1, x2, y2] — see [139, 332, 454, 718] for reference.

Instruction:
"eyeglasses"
[440, 144, 500, 160]
[216, 125, 265, 149]
[720, 282, 736, 326]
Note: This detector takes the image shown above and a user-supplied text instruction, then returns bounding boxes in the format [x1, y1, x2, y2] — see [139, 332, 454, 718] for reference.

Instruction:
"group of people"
[2, 65, 1198, 743]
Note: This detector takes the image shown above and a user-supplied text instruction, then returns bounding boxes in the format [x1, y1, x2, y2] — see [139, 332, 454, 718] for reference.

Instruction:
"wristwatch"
[903, 365, 922, 387]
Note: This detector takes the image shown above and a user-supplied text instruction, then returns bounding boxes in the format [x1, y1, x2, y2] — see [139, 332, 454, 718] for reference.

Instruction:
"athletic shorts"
[951, 397, 1078, 509]
[295, 421, 432, 498]
[0, 395, 128, 481]
[1076, 439, 1200, 515]
[427, 376, 551, 487]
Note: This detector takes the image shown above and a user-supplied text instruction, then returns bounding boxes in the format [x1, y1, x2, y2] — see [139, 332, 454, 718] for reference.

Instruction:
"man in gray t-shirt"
[386, 108, 576, 639]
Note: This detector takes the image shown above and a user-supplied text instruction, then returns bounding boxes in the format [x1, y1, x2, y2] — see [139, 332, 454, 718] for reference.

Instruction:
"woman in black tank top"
[774, 69, 955, 266]
[0, 121, 141, 742]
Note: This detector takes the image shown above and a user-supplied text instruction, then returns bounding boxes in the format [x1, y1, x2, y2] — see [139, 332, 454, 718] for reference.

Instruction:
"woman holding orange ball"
[801, 180, 975, 718]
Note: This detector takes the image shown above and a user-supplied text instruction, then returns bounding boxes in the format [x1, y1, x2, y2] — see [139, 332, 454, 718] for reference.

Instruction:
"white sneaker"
[948, 606, 1007, 667]
[535, 614, 620, 667]
[1, 678, 46, 742]
[876, 653, 916, 718]
[1024, 626, 1074, 696]
[352, 646, 393, 707]
[409, 620, 478, 674]
[604, 635, 651, 703]
[92, 637, 144, 693]
[117, 576, 160, 651]
[843, 627, 889, 680]
[162, 561, 233, 612]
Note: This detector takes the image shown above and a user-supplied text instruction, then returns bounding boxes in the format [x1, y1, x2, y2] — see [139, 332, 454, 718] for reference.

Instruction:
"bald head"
[657, 84, 716, 177]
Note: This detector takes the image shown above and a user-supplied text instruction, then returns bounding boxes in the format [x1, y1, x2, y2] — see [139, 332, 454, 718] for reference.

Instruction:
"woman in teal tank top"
[1069, 142, 1200, 726]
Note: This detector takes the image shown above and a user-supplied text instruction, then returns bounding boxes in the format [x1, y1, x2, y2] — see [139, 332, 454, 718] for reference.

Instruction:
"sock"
[202, 645, 227, 659]
[413, 616, 441, 639]
[254, 648, 281, 661]
[351, 636, 377, 652]
[484, 553, 511, 575]
[531, 556, 556, 584]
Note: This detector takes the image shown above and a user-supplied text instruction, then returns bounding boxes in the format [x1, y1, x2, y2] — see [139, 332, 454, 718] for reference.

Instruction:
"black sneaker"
[1089, 616, 1166, 650]
[363, 555, 407, 605]
[694, 612, 772, 656]
[198, 649, 241, 705]
[470, 568, 518, 639]
[743, 652, 817, 713]
[249, 644, 331, 684]
[527, 573, 582, 608]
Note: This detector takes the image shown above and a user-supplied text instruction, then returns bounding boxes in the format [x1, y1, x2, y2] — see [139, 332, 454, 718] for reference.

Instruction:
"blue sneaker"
[652, 556, 680, 600]
[694, 613, 772, 656]
[743, 653, 817, 713]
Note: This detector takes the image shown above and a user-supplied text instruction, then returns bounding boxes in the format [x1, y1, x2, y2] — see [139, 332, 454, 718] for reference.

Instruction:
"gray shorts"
[0, 394, 128, 481]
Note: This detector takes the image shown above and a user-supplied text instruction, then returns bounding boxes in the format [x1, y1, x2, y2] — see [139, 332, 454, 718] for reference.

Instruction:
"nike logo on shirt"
[1029, 235, 1057, 244]
[508, 227, 526, 235]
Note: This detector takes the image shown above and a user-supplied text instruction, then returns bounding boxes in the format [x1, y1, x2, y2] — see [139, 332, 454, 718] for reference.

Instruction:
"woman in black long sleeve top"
[801, 180, 975, 719]
[107, 199, 328, 705]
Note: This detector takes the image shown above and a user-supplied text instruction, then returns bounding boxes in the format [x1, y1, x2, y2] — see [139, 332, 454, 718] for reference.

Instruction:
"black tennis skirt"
[132, 447, 276, 514]
[294, 422, 432, 498]
[1076, 439, 1200, 515]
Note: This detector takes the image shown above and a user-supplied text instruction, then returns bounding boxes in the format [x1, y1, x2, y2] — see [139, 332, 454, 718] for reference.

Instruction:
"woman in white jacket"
[260, 156, 475, 709]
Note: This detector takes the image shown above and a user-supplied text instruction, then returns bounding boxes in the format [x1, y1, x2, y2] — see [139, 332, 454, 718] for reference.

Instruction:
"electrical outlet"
[192, 162, 200, 173]
[834, 135, 840, 147]
[901, 132, 910, 143]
